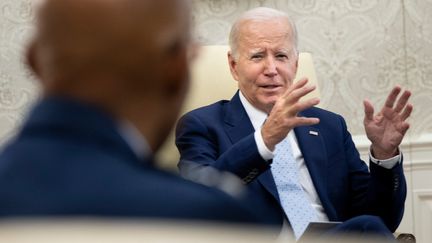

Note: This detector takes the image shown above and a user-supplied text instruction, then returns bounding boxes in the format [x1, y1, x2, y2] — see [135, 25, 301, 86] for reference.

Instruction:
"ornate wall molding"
[412, 189, 432, 242]
[353, 132, 432, 239]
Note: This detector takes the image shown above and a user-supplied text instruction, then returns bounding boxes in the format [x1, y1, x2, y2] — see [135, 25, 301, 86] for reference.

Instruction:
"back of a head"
[28, 0, 193, 151]
[28, 0, 190, 99]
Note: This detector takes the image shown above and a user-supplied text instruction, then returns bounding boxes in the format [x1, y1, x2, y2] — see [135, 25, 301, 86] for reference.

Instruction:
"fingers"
[291, 84, 317, 102]
[280, 78, 320, 119]
[288, 97, 320, 116]
[368, 86, 412, 119]
[288, 77, 308, 92]
[384, 85, 402, 109]
[401, 103, 413, 120]
[282, 77, 308, 97]
[294, 116, 320, 127]
[363, 99, 374, 122]
[394, 90, 411, 113]
[283, 77, 317, 104]
[399, 122, 410, 136]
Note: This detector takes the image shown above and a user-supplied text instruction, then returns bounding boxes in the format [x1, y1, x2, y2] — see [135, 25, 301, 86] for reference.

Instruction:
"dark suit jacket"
[0, 97, 263, 223]
[176, 92, 407, 232]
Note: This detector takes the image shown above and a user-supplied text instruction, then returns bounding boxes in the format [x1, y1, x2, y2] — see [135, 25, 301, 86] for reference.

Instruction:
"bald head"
[31, 0, 191, 90]
[28, 0, 193, 152]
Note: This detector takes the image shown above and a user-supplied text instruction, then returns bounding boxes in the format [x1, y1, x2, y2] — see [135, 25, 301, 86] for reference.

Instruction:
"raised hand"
[363, 86, 413, 159]
[261, 78, 320, 151]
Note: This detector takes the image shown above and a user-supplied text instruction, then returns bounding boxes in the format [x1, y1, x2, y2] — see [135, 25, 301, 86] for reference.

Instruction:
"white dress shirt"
[238, 91, 401, 222]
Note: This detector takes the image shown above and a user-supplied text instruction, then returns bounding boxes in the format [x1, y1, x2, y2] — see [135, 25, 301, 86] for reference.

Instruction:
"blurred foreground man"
[176, 7, 413, 241]
[0, 0, 265, 224]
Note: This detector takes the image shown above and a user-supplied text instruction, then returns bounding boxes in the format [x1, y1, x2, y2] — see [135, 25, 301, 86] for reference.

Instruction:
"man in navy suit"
[176, 7, 413, 241]
[0, 0, 268, 224]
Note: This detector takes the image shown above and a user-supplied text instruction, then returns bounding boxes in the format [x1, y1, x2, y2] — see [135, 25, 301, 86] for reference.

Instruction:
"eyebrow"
[248, 48, 265, 55]
[248, 48, 291, 56]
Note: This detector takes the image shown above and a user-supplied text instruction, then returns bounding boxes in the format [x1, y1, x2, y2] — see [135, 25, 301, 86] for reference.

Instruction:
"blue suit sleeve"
[176, 112, 270, 183]
[338, 114, 406, 232]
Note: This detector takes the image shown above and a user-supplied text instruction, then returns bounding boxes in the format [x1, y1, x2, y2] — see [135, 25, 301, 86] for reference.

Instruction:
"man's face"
[229, 18, 298, 113]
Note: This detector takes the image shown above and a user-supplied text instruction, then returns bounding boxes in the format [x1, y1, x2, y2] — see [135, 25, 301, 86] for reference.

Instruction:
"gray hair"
[228, 7, 298, 60]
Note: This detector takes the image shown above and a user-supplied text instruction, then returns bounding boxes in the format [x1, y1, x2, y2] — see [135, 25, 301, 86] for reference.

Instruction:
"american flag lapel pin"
[309, 130, 319, 136]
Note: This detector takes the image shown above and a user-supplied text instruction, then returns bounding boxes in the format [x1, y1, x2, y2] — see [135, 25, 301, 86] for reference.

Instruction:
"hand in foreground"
[261, 78, 320, 151]
[364, 86, 413, 159]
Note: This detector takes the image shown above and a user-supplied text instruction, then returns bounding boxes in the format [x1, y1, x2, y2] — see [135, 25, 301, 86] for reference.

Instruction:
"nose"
[264, 56, 277, 77]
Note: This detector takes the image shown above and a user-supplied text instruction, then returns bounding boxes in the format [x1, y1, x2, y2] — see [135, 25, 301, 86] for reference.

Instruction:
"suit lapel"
[223, 92, 280, 202]
[223, 92, 255, 145]
[293, 121, 332, 216]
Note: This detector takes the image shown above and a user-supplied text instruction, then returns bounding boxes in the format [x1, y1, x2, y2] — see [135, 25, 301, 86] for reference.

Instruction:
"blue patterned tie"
[271, 136, 318, 240]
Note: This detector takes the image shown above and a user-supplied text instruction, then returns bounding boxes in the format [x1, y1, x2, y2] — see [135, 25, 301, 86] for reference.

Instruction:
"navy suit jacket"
[176, 92, 406, 232]
[0, 97, 265, 223]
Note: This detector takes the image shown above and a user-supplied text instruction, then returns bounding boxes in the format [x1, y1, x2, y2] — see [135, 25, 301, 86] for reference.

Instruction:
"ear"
[227, 51, 240, 81]
[26, 40, 42, 79]
[163, 43, 190, 98]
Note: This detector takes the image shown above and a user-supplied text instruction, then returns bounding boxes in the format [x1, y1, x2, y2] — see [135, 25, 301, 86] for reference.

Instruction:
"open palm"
[363, 86, 413, 159]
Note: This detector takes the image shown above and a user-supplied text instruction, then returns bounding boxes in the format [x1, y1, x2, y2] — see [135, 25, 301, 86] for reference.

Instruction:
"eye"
[250, 54, 263, 60]
[276, 53, 288, 60]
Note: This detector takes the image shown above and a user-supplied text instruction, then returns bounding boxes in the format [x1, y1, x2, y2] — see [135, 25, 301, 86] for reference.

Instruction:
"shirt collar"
[238, 91, 268, 131]
[116, 120, 151, 160]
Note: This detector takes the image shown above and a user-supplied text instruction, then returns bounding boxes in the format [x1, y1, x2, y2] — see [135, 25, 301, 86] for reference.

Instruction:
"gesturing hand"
[363, 86, 413, 159]
[261, 78, 320, 151]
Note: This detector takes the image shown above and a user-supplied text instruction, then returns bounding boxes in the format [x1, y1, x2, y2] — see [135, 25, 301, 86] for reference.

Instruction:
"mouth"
[260, 85, 283, 91]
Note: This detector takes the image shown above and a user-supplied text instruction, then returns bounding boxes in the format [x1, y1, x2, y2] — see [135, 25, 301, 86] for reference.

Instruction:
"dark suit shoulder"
[182, 99, 229, 119]
[302, 106, 343, 120]
[0, 139, 260, 223]
[302, 107, 347, 130]
[176, 99, 232, 136]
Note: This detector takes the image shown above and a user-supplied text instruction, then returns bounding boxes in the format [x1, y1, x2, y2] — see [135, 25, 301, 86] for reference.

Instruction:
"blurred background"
[0, 0, 431, 241]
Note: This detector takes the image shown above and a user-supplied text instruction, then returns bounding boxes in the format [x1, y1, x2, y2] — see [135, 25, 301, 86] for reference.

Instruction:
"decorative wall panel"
[0, 0, 39, 145]
[193, 0, 431, 137]
[403, 0, 432, 137]
[412, 190, 432, 241]
[355, 133, 432, 239]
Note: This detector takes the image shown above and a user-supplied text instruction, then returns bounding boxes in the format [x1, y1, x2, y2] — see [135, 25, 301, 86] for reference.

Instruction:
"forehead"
[237, 18, 294, 50]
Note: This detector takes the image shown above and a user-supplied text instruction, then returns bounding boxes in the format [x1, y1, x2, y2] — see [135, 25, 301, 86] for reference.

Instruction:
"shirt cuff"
[369, 147, 401, 169]
[254, 130, 274, 161]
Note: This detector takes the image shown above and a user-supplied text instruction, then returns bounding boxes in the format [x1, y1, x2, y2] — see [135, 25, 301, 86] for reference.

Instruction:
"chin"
[262, 96, 279, 105]
[257, 99, 277, 113]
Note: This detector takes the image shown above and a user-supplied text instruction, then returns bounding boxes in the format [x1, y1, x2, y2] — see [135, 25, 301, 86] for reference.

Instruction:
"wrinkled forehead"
[238, 18, 295, 50]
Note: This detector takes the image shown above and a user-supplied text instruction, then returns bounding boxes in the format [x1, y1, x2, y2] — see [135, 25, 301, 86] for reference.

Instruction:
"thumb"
[363, 99, 374, 122]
